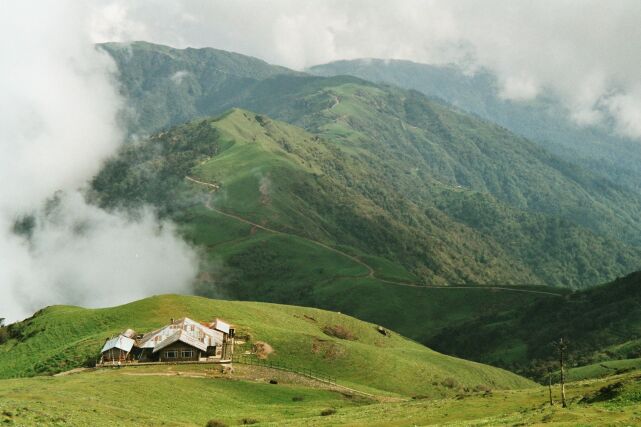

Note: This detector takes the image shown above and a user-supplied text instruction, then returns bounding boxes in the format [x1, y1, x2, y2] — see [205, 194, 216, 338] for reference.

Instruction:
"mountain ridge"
[95, 44, 641, 288]
[308, 58, 641, 193]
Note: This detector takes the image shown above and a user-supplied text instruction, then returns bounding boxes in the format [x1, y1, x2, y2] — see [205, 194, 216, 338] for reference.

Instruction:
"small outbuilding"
[100, 334, 136, 364]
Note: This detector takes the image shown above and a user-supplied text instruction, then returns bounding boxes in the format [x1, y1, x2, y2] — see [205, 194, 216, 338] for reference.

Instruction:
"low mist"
[0, 2, 198, 322]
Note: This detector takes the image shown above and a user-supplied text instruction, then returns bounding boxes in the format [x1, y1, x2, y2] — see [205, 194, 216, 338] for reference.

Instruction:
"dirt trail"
[330, 94, 340, 109]
[186, 176, 374, 278]
[186, 176, 562, 297]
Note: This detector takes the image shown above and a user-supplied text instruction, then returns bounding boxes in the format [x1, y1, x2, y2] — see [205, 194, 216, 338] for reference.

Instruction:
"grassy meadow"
[1, 359, 640, 426]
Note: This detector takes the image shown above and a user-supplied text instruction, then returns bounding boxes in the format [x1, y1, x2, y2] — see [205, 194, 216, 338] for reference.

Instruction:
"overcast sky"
[91, 0, 641, 139]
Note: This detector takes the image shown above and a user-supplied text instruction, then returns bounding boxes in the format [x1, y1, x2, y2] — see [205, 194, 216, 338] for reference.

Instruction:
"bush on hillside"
[252, 341, 273, 359]
[320, 408, 336, 416]
[440, 377, 459, 389]
[205, 420, 227, 427]
[322, 325, 356, 340]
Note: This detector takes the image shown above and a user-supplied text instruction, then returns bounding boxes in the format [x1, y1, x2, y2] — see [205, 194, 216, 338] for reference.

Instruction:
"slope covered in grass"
[0, 294, 532, 397]
[1, 350, 641, 426]
[0, 369, 364, 426]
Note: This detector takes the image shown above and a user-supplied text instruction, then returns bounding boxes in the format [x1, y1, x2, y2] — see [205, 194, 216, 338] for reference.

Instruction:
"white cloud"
[0, 1, 198, 321]
[7, 193, 198, 321]
[604, 88, 641, 139]
[170, 70, 191, 84]
[88, 0, 641, 138]
[498, 75, 540, 101]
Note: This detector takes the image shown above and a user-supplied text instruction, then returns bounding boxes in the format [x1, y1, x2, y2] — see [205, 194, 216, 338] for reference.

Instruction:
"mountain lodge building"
[100, 317, 235, 365]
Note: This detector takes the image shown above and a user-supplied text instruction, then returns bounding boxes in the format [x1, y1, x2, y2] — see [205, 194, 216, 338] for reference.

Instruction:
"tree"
[547, 368, 553, 406]
[555, 338, 568, 408]
[0, 319, 7, 345]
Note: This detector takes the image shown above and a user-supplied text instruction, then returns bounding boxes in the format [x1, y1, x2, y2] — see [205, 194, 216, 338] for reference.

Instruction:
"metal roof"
[152, 329, 208, 353]
[101, 335, 135, 353]
[138, 317, 224, 352]
[213, 319, 230, 334]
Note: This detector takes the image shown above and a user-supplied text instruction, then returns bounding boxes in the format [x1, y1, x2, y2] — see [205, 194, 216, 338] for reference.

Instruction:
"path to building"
[185, 176, 563, 297]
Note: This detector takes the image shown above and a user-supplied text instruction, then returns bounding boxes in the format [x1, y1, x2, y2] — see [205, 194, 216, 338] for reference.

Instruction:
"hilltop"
[0, 294, 531, 397]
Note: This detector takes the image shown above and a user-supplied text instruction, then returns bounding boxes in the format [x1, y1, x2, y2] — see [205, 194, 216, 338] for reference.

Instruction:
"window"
[181, 350, 193, 358]
[165, 350, 177, 359]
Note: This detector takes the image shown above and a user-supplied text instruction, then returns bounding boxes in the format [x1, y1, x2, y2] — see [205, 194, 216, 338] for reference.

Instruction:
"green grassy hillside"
[2, 348, 641, 425]
[3, 296, 641, 426]
[428, 271, 641, 379]
[0, 294, 532, 397]
[0, 368, 372, 426]
[309, 58, 641, 193]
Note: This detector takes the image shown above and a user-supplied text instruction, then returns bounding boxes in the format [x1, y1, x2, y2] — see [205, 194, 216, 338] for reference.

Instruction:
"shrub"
[241, 419, 258, 425]
[440, 377, 459, 389]
[252, 341, 274, 359]
[269, 379, 278, 384]
[292, 396, 304, 402]
[322, 325, 356, 340]
[473, 384, 492, 395]
[320, 408, 336, 416]
[205, 420, 227, 427]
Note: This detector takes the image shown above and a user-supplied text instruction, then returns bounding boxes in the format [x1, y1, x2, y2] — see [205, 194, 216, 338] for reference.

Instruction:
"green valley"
[428, 270, 641, 379]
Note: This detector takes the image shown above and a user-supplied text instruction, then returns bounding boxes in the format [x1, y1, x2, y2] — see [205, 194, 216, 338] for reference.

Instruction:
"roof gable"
[101, 335, 135, 353]
[152, 330, 208, 353]
[138, 317, 224, 351]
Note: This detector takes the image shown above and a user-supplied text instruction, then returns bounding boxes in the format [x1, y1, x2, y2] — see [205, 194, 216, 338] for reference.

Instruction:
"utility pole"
[557, 338, 568, 408]
[548, 368, 553, 406]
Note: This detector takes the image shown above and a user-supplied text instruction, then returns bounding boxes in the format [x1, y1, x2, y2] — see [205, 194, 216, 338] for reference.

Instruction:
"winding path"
[186, 176, 563, 297]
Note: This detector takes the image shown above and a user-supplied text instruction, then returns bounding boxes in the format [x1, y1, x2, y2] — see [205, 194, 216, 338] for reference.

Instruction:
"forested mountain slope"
[99, 42, 641, 288]
[309, 58, 641, 192]
[427, 270, 641, 378]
